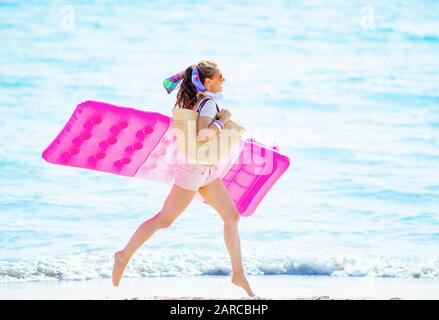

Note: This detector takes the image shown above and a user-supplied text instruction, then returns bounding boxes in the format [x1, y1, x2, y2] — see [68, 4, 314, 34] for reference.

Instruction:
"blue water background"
[0, 0, 438, 281]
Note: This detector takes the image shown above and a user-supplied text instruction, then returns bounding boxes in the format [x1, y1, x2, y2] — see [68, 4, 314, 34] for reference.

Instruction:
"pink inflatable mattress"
[42, 100, 290, 216]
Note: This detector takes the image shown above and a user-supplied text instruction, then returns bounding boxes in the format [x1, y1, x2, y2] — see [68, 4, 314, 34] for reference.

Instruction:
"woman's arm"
[197, 108, 231, 142]
[197, 116, 221, 142]
[196, 99, 230, 142]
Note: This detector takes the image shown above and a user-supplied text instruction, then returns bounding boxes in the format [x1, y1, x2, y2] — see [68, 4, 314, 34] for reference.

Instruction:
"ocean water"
[0, 0, 438, 283]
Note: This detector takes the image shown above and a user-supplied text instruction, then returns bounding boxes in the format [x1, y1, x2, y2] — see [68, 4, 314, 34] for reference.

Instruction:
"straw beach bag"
[171, 106, 246, 165]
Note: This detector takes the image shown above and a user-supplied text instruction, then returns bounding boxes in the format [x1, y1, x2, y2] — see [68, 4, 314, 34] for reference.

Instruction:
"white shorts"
[174, 163, 221, 191]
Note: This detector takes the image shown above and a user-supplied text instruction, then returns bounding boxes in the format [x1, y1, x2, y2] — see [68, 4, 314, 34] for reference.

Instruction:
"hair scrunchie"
[163, 65, 207, 94]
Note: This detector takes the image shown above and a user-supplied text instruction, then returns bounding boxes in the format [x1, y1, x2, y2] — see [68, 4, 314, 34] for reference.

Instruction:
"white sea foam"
[0, 0, 438, 288]
[0, 252, 438, 283]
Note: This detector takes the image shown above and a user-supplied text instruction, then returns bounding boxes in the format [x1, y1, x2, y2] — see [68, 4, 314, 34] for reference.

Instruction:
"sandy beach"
[1, 275, 438, 300]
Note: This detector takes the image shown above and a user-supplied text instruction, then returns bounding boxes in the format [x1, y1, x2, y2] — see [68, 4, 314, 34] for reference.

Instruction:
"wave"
[378, 22, 439, 42]
[0, 252, 437, 283]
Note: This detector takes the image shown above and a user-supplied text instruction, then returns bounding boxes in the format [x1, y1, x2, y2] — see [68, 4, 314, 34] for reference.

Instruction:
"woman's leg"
[112, 184, 197, 287]
[198, 179, 255, 297]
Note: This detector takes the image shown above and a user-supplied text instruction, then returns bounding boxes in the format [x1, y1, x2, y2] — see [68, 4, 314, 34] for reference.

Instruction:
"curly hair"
[174, 60, 218, 109]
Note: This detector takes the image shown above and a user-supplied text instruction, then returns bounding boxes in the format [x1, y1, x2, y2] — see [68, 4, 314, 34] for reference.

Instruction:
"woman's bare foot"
[231, 273, 255, 297]
[112, 250, 129, 287]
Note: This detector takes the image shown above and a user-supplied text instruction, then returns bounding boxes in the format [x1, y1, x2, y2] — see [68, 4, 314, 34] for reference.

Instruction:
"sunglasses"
[216, 73, 225, 81]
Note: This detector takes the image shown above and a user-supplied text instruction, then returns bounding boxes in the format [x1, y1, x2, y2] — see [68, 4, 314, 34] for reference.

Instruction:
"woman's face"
[204, 68, 225, 93]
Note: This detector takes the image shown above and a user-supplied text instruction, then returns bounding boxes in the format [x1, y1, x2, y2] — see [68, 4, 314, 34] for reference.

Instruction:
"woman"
[112, 60, 255, 297]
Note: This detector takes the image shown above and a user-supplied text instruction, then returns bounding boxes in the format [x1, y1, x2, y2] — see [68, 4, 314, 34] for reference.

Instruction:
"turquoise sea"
[0, 0, 438, 283]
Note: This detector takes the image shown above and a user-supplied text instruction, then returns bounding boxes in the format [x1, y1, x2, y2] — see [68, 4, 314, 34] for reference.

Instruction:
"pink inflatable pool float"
[42, 100, 290, 217]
